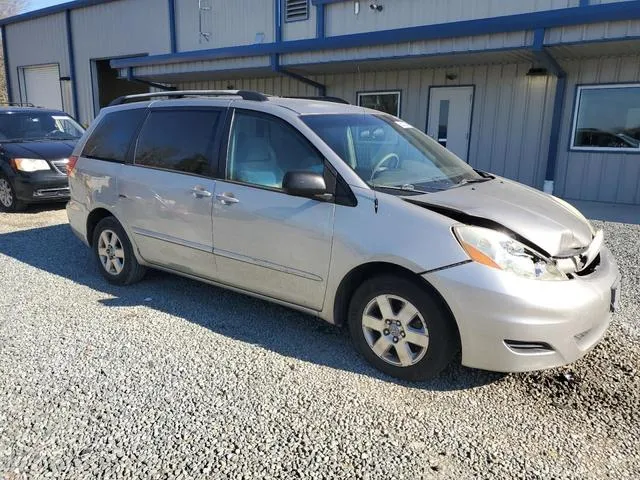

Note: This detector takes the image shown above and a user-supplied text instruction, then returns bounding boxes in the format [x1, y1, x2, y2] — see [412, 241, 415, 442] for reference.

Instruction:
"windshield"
[302, 113, 484, 193]
[0, 112, 84, 142]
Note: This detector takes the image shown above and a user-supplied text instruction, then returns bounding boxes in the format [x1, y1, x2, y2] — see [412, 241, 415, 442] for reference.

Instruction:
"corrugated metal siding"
[546, 20, 640, 44]
[175, 0, 274, 51]
[176, 62, 553, 188]
[283, 4, 315, 41]
[326, 0, 580, 37]
[133, 56, 271, 79]
[71, 0, 171, 123]
[555, 56, 640, 205]
[4, 13, 69, 110]
[282, 32, 535, 66]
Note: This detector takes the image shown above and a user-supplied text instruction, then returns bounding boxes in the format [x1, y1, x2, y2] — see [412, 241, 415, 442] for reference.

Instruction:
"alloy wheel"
[97, 229, 125, 275]
[361, 294, 429, 367]
[0, 178, 13, 208]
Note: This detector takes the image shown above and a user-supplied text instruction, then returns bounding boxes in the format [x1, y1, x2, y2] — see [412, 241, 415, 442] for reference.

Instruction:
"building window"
[285, 0, 309, 22]
[357, 91, 401, 117]
[571, 84, 640, 152]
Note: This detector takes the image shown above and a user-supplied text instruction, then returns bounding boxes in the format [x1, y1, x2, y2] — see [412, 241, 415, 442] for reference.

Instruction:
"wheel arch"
[86, 207, 116, 247]
[332, 262, 459, 337]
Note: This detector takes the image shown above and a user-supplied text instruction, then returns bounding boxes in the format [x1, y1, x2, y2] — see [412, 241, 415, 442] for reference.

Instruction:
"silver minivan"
[67, 91, 620, 380]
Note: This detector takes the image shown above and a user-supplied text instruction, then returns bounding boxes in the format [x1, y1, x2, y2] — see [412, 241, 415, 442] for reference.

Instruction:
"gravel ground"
[0, 205, 638, 479]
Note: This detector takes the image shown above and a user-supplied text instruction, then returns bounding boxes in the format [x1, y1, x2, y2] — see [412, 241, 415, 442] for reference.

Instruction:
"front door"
[118, 108, 224, 280]
[427, 86, 474, 161]
[211, 109, 334, 310]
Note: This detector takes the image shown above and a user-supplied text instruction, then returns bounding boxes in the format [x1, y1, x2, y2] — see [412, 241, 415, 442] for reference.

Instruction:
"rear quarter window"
[134, 109, 221, 176]
[82, 109, 147, 163]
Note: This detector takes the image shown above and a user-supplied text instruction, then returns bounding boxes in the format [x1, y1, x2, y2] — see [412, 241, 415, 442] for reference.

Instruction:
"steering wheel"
[46, 129, 66, 139]
[370, 153, 400, 181]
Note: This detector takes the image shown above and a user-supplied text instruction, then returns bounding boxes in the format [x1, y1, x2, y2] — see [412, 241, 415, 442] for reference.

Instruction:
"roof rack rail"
[0, 102, 36, 107]
[284, 96, 350, 104]
[108, 90, 269, 107]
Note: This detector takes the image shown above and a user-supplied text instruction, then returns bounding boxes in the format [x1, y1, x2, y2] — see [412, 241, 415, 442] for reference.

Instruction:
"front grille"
[51, 159, 69, 175]
[33, 187, 70, 198]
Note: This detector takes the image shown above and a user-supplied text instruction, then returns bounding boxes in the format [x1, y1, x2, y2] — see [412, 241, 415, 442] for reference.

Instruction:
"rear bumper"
[424, 247, 620, 372]
[66, 199, 89, 247]
[13, 172, 69, 203]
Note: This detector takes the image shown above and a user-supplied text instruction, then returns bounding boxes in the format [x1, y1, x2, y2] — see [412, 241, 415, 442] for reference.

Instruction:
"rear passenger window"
[227, 110, 325, 189]
[82, 109, 147, 163]
[134, 110, 220, 176]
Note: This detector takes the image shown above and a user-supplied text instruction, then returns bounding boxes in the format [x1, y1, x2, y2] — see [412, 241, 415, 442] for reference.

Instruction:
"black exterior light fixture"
[526, 67, 549, 76]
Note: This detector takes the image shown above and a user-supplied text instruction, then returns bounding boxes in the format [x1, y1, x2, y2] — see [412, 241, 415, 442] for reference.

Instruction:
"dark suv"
[0, 105, 85, 212]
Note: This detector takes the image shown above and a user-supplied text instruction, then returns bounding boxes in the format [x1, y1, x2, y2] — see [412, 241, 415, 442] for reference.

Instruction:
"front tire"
[93, 216, 146, 285]
[348, 275, 459, 381]
[0, 175, 26, 212]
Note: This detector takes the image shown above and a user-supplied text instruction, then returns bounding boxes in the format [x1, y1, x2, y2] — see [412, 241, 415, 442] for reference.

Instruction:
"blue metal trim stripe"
[533, 28, 545, 50]
[532, 28, 567, 185]
[168, 0, 177, 53]
[546, 75, 567, 182]
[316, 3, 325, 39]
[65, 10, 79, 118]
[275, 0, 282, 43]
[0, 0, 118, 26]
[112, 1, 640, 69]
[1, 27, 12, 103]
[580, 0, 590, 6]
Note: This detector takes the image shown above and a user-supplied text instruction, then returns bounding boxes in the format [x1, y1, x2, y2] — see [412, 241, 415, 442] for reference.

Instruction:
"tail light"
[67, 155, 79, 175]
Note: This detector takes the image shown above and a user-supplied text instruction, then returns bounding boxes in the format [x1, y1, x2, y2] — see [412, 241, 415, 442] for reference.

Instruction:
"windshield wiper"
[455, 177, 493, 187]
[370, 184, 439, 194]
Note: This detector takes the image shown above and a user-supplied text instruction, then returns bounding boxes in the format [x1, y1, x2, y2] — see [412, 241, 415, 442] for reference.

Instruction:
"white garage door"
[21, 64, 63, 110]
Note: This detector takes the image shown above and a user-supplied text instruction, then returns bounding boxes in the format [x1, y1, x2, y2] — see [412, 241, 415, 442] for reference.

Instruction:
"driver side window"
[227, 110, 325, 189]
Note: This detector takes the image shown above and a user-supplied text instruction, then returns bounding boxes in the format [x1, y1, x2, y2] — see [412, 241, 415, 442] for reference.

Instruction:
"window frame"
[131, 106, 227, 179]
[81, 107, 148, 164]
[221, 108, 328, 192]
[218, 108, 357, 204]
[570, 83, 640, 154]
[356, 90, 402, 118]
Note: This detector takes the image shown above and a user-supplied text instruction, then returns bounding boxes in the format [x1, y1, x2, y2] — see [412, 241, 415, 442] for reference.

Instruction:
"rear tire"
[93, 216, 146, 285]
[348, 274, 459, 381]
[0, 175, 26, 212]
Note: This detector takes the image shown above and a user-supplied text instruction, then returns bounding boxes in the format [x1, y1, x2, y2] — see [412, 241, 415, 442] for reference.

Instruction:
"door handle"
[191, 187, 212, 198]
[216, 192, 239, 205]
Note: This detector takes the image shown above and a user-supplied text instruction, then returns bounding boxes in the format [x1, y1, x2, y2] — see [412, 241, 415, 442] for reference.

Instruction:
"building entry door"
[427, 86, 474, 161]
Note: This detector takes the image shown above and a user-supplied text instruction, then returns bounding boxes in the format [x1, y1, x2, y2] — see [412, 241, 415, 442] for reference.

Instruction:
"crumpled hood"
[1, 140, 76, 161]
[407, 177, 595, 257]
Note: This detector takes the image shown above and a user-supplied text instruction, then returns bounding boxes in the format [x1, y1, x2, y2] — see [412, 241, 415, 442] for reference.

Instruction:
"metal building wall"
[325, 0, 582, 37]
[132, 57, 272, 80]
[554, 55, 640, 205]
[4, 13, 69, 109]
[175, 0, 275, 52]
[281, 32, 535, 66]
[177, 62, 554, 189]
[283, 5, 316, 41]
[546, 19, 640, 43]
[70, 0, 171, 123]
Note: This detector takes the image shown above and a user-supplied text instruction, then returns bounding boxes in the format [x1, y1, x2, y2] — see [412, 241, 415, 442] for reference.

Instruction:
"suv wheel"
[348, 275, 459, 381]
[93, 216, 146, 285]
[0, 175, 26, 212]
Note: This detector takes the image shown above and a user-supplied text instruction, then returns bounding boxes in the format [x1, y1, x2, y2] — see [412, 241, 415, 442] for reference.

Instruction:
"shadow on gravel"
[0, 223, 505, 392]
[22, 202, 67, 214]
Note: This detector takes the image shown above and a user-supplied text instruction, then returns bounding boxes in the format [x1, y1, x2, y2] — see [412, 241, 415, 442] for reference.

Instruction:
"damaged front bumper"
[423, 247, 620, 373]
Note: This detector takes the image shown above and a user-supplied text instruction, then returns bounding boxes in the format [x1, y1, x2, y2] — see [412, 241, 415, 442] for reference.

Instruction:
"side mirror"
[282, 171, 331, 200]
